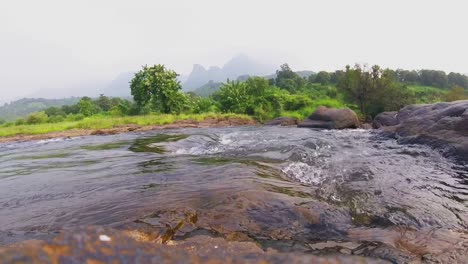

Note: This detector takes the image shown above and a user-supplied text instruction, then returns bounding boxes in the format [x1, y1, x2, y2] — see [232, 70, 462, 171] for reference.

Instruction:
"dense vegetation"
[0, 98, 80, 122]
[1, 63, 467, 134]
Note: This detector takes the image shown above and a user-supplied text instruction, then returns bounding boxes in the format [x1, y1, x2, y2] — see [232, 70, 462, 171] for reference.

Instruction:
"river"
[0, 126, 467, 262]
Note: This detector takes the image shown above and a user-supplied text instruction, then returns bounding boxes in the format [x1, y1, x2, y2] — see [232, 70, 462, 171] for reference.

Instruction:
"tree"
[245, 76, 269, 96]
[96, 94, 112, 112]
[448, 72, 468, 88]
[130, 64, 187, 114]
[314, 71, 331, 85]
[214, 80, 250, 113]
[275, 63, 305, 93]
[338, 64, 413, 119]
[78, 97, 100, 117]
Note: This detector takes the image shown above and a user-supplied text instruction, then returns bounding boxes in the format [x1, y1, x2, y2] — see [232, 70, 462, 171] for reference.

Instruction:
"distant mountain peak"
[182, 55, 275, 91]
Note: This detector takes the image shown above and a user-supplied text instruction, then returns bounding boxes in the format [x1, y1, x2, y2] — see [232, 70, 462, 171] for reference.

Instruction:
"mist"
[1, 0, 467, 103]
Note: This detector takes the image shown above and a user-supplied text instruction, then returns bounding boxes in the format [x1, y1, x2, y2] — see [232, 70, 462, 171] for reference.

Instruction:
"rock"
[298, 107, 360, 129]
[91, 129, 119, 136]
[375, 100, 468, 161]
[265, 117, 298, 126]
[372, 112, 398, 128]
[0, 226, 390, 264]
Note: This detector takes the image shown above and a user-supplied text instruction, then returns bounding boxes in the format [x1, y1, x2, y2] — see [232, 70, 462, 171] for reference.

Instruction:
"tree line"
[2, 63, 467, 127]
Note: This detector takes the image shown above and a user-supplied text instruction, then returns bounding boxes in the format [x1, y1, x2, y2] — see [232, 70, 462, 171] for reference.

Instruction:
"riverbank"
[0, 113, 255, 143]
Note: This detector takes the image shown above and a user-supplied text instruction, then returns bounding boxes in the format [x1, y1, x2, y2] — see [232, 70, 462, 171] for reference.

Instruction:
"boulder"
[265, 117, 298, 126]
[373, 111, 398, 128]
[375, 100, 468, 161]
[298, 106, 360, 129]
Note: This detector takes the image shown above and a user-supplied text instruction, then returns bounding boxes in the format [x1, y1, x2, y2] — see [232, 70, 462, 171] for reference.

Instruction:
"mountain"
[183, 54, 276, 91]
[100, 72, 134, 97]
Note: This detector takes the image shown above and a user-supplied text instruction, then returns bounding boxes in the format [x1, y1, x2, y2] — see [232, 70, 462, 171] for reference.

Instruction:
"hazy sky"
[1, 0, 467, 102]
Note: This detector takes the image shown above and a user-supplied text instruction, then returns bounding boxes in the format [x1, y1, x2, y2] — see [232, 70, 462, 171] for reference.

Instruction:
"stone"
[298, 107, 360, 129]
[265, 117, 298, 126]
[374, 100, 468, 161]
[372, 112, 398, 129]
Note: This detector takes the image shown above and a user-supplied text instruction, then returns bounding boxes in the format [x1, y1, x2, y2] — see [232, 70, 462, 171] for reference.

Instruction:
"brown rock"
[0, 226, 389, 263]
[298, 107, 360, 129]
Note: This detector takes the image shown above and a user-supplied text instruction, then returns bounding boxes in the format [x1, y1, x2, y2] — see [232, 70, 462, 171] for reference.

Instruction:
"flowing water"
[0, 126, 467, 262]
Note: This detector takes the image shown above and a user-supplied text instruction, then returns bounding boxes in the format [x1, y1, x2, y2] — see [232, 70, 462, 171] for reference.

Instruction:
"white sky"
[1, 0, 467, 102]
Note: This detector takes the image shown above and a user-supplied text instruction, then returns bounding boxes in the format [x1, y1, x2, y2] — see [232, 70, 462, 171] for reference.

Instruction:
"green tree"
[96, 94, 113, 112]
[275, 64, 305, 93]
[26, 112, 49, 124]
[314, 71, 331, 85]
[44, 107, 66, 117]
[214, 80, 250, 113]
[78, 97, 100, 117]
[130, 64, 187, 114]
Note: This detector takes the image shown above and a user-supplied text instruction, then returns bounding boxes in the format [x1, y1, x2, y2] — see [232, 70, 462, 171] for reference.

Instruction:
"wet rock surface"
[0, 226, 390, 263]
[373, 112, 398, 128]
[298, 106, 360, 129]
[1, 126, 467, 263]
[265, 117, 299, 126]
[375, 100, 468, 161]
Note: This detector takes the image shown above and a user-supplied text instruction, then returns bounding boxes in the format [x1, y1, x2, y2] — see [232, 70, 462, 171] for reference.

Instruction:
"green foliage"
[48, 115, 65, 123]
[95, 94, 113, 112]
[444, 86, 467, 102]
[26, 112, 49, 124]
[313, 71, 331, 85]
[130, 64, 187, 114]
[275, 64, 306, 93]
[15, 118, 25, 125]
[65, 113, 85, 122]
[44, 107, 66, 118]
[193, 97, 218, 114]
[338, 64, 415, 119]
[0, 97, 80, 121]
[0, 113, 252, 138]
[78, 97, 101, 117]
[283, 94, 313, 111]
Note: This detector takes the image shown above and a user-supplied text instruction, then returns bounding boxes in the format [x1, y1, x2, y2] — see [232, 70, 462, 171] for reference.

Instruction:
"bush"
[193, 97, 217, 113]
[48, 115, 65, 123]
[26, 112, 48, 124]
[284, 95, 312, 111]
[15, 118, 26, 126]
[66, 113, 85, 121]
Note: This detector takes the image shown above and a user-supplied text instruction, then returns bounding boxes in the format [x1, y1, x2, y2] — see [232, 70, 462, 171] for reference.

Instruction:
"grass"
[0, 113, 252, 138]
[280, 98, 351, 120]
[407, 85, 447, 104]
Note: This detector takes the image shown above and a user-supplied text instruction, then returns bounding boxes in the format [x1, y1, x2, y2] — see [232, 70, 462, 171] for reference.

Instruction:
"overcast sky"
[1, 0, 467, 102]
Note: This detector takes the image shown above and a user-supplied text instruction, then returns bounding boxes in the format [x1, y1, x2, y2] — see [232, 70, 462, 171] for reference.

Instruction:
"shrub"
[66, 113, 85, 121]
[15, 118, 26, 126]
[26, 112, 48, 124]
[48, 115, 65, 123]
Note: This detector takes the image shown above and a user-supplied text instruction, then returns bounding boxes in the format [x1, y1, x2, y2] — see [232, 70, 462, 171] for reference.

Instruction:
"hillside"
[0, 98, 80, 121]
